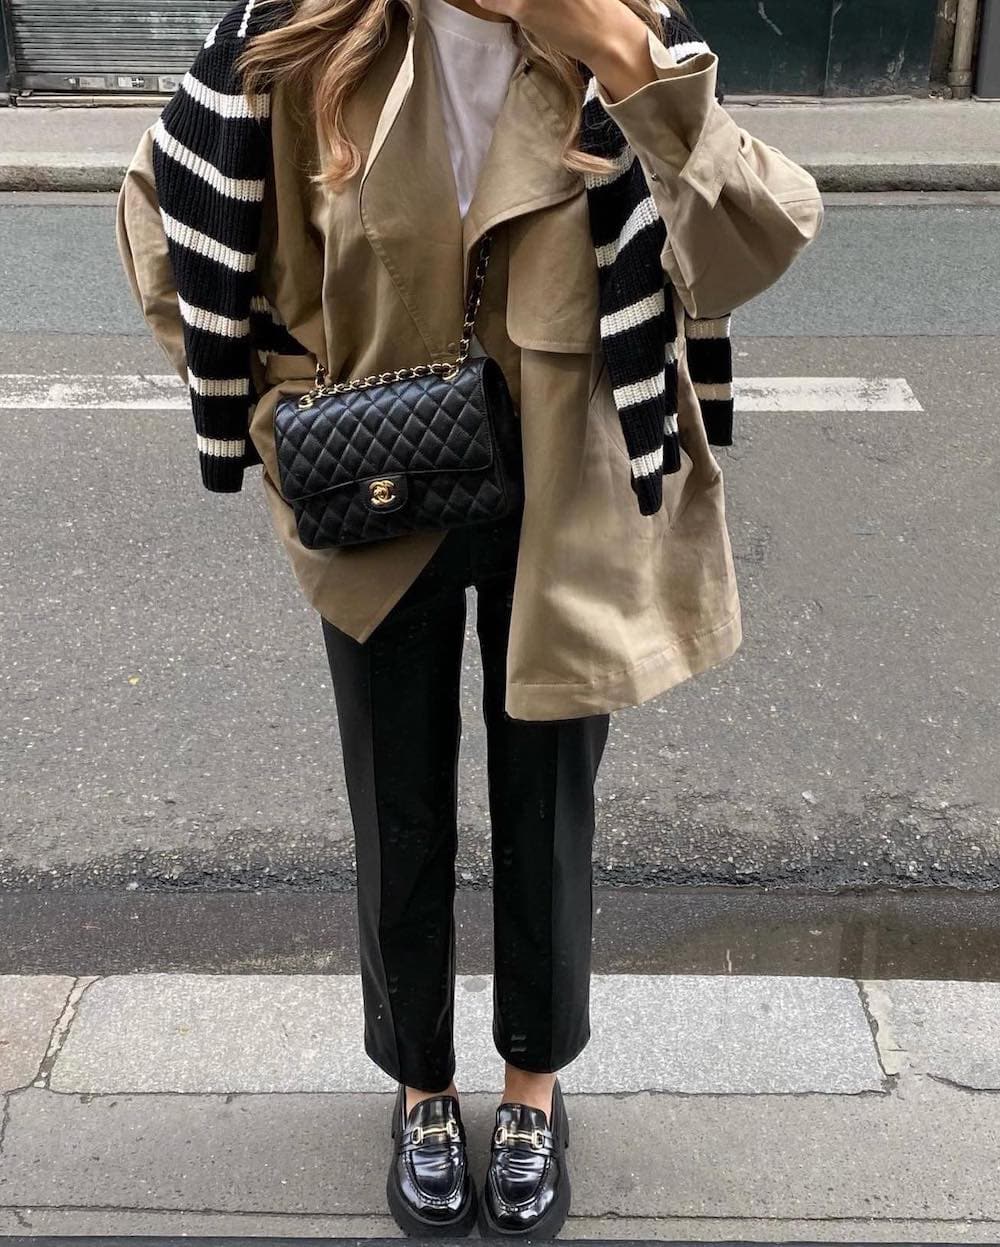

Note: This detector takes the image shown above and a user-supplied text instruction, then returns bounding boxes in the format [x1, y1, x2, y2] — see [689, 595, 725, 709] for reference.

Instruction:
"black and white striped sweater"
[151, 0, 734, 514]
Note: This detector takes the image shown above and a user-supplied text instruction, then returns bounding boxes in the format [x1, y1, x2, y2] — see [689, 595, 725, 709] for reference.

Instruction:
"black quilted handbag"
[272, 236, 523, 549]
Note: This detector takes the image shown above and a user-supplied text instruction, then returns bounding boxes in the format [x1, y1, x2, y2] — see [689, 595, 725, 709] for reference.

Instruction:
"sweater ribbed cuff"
[632, 472, 663, 517]
[199, 452, 246, 493]
[700, 401, 734, 446]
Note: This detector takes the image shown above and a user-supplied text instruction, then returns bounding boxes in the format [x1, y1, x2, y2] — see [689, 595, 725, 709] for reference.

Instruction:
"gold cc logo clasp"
[369, 478, 396, 506]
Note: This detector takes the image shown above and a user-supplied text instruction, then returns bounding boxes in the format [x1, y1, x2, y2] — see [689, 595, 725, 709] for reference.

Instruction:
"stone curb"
[3, 158, 1000, 194]
[0, 155, 128, 192]
[2, 972, 883, 1096]
[809, 161, 1000, 192]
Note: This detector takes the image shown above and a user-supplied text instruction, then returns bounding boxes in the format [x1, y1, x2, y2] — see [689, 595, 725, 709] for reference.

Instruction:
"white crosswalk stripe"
[736, 376, 923, 412]
[0, 374, 924, 413]
[0, 373, 189, 410]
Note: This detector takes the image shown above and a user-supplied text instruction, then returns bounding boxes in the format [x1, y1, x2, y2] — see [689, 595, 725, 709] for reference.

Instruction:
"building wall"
[692, 0, 940, 97]
[0, 0, 945, 98]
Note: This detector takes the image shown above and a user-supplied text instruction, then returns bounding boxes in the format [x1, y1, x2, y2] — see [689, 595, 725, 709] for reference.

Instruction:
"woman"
[116, 0, 822, 1234]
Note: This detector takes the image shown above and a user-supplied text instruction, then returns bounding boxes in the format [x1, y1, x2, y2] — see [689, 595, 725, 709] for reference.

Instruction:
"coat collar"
[357, 0, 583, 355]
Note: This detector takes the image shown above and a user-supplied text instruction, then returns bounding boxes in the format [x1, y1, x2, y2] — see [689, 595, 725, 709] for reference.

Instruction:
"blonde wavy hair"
[238, 0, 680, 190]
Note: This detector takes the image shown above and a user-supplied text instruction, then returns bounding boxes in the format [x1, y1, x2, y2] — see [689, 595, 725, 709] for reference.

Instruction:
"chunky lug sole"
[477, 1169, 570, 1240]
[386, 1167, 478, 1238]
[478, 1088, 572, 1240]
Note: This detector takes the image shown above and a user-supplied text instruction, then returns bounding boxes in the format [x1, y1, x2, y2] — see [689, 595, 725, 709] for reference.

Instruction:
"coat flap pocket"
[504, 194, 600, 353]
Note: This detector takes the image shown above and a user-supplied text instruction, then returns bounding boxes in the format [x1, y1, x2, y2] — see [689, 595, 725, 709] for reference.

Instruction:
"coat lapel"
[358, 4, 464, 357]
[462, 61, 583, 266]
[358, 0, 584, 351]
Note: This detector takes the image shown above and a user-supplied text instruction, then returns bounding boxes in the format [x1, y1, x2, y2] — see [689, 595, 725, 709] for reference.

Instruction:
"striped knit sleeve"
[658, 11, 735, 447]
[577, 6, 735, 515]
[151, 6, 271, 493]
[589, 9, 736, 459]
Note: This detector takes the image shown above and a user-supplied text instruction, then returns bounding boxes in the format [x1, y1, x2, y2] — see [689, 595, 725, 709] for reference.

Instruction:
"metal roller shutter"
[5, 0, 231, 94]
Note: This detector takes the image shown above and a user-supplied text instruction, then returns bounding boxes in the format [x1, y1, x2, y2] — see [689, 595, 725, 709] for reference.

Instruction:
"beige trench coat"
[116, 0, 823, 721]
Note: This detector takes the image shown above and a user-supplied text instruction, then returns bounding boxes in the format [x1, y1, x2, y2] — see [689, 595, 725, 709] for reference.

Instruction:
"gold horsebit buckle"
[493, 1124, 548, 1151]
[407, 1119, 461, 1147]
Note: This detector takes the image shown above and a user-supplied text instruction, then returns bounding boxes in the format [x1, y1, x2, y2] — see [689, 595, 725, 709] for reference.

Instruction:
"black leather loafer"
[386, 1082, 478, 1237]
[478, 1078, 571, 1239]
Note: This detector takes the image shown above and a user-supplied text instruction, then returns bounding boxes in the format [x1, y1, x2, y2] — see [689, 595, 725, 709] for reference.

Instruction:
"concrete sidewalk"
[3, 971, 1000, 1239]
[2, 97, 1000, 192]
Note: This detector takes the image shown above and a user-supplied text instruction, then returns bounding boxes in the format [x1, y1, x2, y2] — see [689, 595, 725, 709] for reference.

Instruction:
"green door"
[692, 0, 938, 96]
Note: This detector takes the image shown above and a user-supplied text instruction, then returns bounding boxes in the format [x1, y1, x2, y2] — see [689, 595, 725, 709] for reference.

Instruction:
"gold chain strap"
[296, 235, 493, 410]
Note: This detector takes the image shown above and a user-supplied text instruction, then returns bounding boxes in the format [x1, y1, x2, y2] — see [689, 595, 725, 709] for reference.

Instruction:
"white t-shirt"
[422, 0, 521, 219]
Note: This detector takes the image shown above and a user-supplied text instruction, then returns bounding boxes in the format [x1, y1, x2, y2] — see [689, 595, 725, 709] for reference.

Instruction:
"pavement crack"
[34, 975, 100, 1090]
[926, 1071, 1000, 1095]
[855, 979, 894, 1087]
[581, 1208, 1000, 1225]
[0, 1201, 391, 1219]
[0, 1094, 10, 1156]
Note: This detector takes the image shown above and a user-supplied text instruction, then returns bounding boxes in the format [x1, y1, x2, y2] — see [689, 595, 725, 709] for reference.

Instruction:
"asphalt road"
[1, 191, 998, 891]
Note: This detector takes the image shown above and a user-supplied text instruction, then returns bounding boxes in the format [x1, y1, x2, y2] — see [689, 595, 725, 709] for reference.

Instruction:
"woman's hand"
[473, 0, 659, 101]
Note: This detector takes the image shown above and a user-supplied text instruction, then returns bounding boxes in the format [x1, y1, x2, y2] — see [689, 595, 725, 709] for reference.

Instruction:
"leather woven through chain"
[273, 356, 522, 549]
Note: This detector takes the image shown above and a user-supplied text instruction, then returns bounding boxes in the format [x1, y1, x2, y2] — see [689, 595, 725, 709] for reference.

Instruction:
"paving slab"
[727, 98, 1000, 190]
[726, 99, 1000, 164]
[0, 1090, 391, 1216]
[0, 1213, 397, 1238]
[0, 106, 156, 155]
[864, 979, 1000, 1088]
[2, 1081, 999, 1220]
[536, 1218, 1000, 1242]
[49, 973, 882, 1095]
[579, 974, 881, 1093]
[52, 974, 389, 1094]
[0, 975, 73, 1091]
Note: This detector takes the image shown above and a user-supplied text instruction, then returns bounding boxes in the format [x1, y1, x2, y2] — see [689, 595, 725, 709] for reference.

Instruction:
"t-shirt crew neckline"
[421, 0, 516, 46]
[420, 0, 521, 222]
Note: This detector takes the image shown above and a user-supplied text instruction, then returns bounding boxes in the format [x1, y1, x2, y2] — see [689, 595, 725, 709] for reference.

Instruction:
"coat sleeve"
[114, 124, 189, 383]
[594, 32, 824, 320]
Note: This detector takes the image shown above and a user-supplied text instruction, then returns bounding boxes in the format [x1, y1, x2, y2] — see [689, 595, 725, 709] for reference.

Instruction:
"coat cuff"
[594, 30, 743, 208]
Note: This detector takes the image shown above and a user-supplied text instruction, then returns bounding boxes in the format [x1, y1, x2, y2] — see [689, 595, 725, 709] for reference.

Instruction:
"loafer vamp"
[388, 1086, 476, 1232]
[484, 1096, 565, 1231]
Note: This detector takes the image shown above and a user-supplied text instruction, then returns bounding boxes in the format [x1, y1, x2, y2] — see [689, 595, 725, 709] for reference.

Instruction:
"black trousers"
[321, 506, 611, 1091]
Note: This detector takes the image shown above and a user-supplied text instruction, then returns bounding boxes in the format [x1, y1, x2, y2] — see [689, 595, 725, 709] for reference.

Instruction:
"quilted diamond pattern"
[273, 357, 523, 548]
